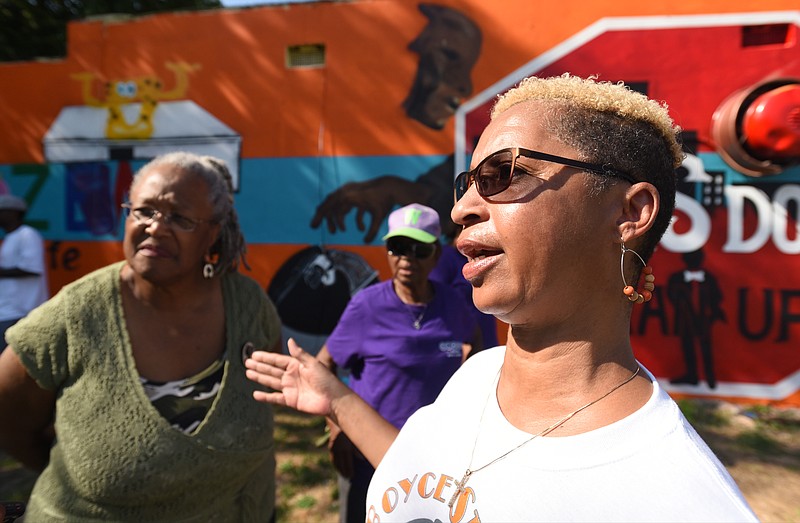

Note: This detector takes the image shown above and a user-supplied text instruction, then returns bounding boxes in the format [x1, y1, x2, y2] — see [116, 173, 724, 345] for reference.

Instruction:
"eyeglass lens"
[122, 205, 200, 232]
[455, 149, 520, 201]
[454, 147, 634, 201]
[456, 149, 517, 200]
[386, 238, 436, 259]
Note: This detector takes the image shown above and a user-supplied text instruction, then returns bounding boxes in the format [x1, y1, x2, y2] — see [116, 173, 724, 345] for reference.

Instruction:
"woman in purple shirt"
[317, 203, 481, 523]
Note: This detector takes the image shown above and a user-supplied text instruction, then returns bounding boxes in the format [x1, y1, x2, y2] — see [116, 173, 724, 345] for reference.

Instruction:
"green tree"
[0, 0, 223, 62]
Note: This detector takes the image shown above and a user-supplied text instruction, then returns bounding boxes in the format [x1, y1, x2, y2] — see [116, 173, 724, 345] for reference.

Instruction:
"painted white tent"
[43, 100, 242, 189]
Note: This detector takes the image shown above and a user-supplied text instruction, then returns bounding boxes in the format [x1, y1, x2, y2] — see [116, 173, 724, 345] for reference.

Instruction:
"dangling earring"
[620, 242, 655, 304]
[203, 253, 218, 279]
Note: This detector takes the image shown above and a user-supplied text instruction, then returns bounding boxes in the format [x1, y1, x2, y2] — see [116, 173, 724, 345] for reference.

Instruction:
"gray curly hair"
[130, 152, 247, 275]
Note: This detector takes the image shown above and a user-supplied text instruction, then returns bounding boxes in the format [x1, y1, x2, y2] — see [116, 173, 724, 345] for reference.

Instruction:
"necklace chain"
[395, 282, 429, 330]
[404, 303, 427, 330]
[448, 365, 641, 508]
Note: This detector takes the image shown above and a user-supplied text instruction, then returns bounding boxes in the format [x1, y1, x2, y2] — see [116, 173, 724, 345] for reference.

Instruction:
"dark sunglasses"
[454, 147, 636, 201]
[386, 237, 437, 260]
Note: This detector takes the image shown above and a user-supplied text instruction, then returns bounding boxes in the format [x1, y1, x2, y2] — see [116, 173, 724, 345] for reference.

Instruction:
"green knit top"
[7, 262, 281, 522]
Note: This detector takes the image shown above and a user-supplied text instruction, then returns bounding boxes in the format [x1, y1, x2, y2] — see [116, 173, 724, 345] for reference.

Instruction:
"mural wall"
[0, 0, 798, 404]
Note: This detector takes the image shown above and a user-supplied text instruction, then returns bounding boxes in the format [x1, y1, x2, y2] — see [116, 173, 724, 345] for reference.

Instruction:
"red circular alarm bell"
[742, 84, 800, 160]
[711, 78, 800, 177]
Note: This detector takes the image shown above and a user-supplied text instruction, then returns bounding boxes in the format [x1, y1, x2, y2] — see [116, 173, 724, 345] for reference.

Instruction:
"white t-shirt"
[366, 347, 757, 523]
[0, 224, 48, 322]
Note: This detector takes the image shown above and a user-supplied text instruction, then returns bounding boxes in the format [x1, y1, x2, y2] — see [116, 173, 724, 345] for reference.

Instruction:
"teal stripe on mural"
[0, 154, 450, 246]
[236, 154, 446, 245]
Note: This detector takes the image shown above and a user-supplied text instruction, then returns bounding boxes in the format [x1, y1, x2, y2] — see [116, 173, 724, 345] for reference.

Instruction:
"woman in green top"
[0, 152, 282, 522]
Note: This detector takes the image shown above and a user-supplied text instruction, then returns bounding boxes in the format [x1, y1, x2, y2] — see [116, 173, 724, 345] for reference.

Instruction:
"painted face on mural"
[402, 3, 482, 130]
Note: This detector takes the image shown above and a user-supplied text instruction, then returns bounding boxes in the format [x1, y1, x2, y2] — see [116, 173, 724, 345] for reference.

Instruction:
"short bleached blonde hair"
[491, 74, 683, 258]
[492, 73, 684, 168]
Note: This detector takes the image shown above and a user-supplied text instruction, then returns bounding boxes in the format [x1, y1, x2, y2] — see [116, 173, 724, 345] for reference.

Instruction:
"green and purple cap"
[382, 203, 441, 244]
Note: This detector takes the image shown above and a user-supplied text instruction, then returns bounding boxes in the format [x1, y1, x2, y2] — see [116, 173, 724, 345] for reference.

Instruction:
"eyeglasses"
[121, 203, 211, 232]
[386, 237, 437, 260]
[454, 147, 636, 201]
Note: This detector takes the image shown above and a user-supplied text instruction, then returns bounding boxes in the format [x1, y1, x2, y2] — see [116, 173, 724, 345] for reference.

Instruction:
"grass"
[273, 407, 339, 522]
[677, 399, 800, 522]
[678, 399, 798, 458]
[735, 430, 783, 455]
[677, 397, 730, 427]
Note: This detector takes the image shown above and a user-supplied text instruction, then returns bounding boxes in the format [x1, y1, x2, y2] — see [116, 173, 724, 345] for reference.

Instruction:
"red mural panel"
[461, 16, 800, 404]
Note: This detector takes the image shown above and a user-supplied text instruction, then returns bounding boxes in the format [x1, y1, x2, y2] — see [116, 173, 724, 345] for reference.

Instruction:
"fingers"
[246, 353, 288, 373]
[310, 197, 347, 233]
[321, 210, 346, 234]
[245, 351, 290, 389]
[252, 389, 287, 406]
[364, 213, 381, 244]
[245, 367, 282, 390]
[287, 339, 326, 372]
[287, 338, 314, 363]
[310, 192, 338, 229]
[355, 207, 366, 231]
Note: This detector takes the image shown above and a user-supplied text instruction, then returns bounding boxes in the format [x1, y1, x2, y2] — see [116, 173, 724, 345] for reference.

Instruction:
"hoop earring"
[620, 242, 655, 304]
[203, 253, 219, 279]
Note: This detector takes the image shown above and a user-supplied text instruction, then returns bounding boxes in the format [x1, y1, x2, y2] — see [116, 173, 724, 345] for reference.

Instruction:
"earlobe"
[617, 182, 659, 241]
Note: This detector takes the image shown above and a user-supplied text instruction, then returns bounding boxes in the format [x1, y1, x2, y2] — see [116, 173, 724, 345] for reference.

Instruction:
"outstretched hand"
[248, 339, 401, 469]
[245, 338, 348, 416]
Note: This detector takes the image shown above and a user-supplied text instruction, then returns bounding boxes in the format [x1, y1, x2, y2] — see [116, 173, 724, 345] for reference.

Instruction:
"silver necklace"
[405, 304, 427, 330]
[447, 365, 641, 508]
[395, 282, 429, 330]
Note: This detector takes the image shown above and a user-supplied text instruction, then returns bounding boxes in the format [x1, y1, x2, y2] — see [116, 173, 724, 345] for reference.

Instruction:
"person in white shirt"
[245, 74, 757, 522]
[0, 194, 48, 352]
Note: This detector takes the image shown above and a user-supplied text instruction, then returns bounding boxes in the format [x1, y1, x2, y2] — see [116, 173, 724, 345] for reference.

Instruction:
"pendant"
[448, 469, 472, 508]
[407, 304, 426, 330]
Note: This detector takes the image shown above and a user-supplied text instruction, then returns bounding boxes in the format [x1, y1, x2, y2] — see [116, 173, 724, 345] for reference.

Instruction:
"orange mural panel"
[1, 0, 799, 406]
[45, 241, 124, 296]
[1, 0, 796, 165]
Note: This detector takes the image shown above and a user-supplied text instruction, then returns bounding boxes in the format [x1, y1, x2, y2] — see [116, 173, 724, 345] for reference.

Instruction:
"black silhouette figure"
[667, 249, 726, 388]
